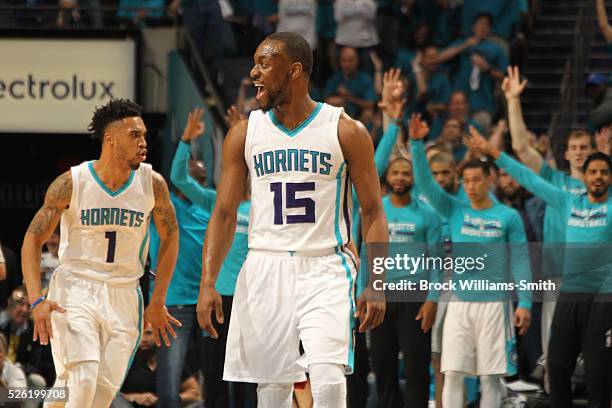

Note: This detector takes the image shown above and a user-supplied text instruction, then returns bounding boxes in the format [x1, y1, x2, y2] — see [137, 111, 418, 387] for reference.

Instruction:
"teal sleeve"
[508, 211, 532, 309]
[410, 139, 457, 218]
[170, 141, 217, 213]
[374, 123, 400, 176]
[495, 153, 567, 209]
[425, 212, 442, 302]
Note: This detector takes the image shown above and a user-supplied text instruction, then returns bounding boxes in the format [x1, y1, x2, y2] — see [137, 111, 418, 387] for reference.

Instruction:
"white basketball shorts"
[223, 246, 357, 383]
[441, 300, 512, 376]
[47, 267, 143, 391]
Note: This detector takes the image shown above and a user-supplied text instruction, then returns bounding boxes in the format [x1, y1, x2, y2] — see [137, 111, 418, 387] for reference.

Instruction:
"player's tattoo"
[26, 172, 72, 236]
[152, 172, 178, 236]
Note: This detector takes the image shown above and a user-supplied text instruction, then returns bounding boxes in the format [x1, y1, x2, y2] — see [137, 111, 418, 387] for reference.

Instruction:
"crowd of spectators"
[0, 0, 610, 407]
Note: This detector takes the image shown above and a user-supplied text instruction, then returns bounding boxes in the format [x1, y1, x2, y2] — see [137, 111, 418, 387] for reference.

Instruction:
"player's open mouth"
[140, 150, 147, 161]
[254, 82, 266, 101]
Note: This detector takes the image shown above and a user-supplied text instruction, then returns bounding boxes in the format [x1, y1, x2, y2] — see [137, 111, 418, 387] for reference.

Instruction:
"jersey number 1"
[105, 231, 116, 263]
[270, 182, 315, 225]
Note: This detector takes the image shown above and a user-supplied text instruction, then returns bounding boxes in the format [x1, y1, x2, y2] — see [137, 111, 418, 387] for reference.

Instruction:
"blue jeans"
[156, 304, 203, 408]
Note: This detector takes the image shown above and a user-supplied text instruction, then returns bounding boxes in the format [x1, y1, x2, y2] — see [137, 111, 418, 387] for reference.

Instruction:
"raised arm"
[171, 109, 217, 212]
[466, 127, 567, 209]
[502, 66, 543, 172]
[597, 0, 612, 42]
[147, 171, 181, 346]
[408, 115, 457, 218]
[339, 113, 387, 332]
[22, 171, 71, 345]
[197, 119, 248, 338]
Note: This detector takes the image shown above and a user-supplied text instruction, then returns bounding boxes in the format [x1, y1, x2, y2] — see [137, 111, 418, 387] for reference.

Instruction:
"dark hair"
[582, 152, 611, 173]
[265, 32, 313, 76]
[88, 98, 142, 141]
[462, 158, 491, 176]
[473, 13, 493, 26]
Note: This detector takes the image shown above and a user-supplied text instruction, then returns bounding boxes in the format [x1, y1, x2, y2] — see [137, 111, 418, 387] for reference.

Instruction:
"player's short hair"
[88, 98, 142, 141]
[567, 130, 595, 149]
[583, 152, 611, 173]
[429, 151, 456, 167]
[265, 32, 313, 76]
[462, 158, 491, 177]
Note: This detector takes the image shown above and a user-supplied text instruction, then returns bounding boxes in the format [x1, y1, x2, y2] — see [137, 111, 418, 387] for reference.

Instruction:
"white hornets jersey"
[58, 161, 154, 285]
[245, 103, 353, 251]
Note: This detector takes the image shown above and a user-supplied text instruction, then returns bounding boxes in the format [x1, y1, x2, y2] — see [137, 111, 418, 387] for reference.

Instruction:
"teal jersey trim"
[120, 287, 144, 391]
[268, 102, 323, 137]
[337, 250, 355, 372]
[87, 161, 136, 197]
[334, 162, 347, 246]
[138, 221, 150, 271]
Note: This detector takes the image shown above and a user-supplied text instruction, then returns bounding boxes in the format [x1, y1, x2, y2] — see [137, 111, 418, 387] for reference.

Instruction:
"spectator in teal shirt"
[167, 110, 255, 408]
[468, 131, 612, 408]
[324, 47, 377, 121]
[410, 115, 531, 408]
[410, 46, 451, 116]
[462, 0, 522, 40]
[438, 14, 508, 133]
[149, 165, 208, 408]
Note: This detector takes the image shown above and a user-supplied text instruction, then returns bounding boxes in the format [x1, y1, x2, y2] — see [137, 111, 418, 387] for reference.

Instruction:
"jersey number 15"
[270, 182, 316, 225]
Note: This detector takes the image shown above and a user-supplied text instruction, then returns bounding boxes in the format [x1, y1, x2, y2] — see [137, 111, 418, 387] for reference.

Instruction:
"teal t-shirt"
[446, 38, 508, 113]
[149, 193, 209, 305]
[411, 140, 532, 307]
[170, 141, 250, 296]
[411, 71, 452, 114]
[324, 71, 377, 118]
[496, 153, 612, 294]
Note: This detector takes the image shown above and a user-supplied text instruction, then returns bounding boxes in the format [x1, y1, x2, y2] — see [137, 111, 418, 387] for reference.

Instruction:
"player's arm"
[148, 171, 181, 347]
[597, 0, 612, 42]
[502, 66, 544, 172]
[467, 127, 568, 209]
[170, 109, 217, 212]
[197, 119, 248, 338]
[408, 115, 458, 219]
[0, 246, 5, 281]
[339, 113, 387, 332]
[21, 171, 71, 345]
[508, 211, 532, 335]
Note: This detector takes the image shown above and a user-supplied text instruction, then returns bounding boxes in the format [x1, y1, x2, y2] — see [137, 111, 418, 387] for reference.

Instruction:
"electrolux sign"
[0, 38, 135, 133]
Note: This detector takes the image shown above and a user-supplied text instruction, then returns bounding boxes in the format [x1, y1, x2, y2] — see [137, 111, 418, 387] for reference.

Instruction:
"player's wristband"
[30, 296, 46, 310]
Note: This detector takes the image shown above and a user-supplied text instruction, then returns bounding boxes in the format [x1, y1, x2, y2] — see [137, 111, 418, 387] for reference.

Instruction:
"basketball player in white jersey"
[196, 32, 388, 407]
[21, 99, 181, 407]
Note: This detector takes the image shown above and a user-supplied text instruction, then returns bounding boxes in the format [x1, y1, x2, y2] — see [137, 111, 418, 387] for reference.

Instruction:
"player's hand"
[197, 286, 224, 339]
[355, 288, 386, 332]
[133, 392, 158, 406]
[408, 113, 430, 140]
[225, 105, 246, 128]
[378, 68, 405, 113]
[415, 300, 437, 333]
[32, 300, 65, 345]
[514, 307, 531, 335]
[181, 109, 205, 142]
[502, 66, 528, 100]
[465, 126, 500, 159]
[471, 54, 490, 72]
[143, 301, 181, 347]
